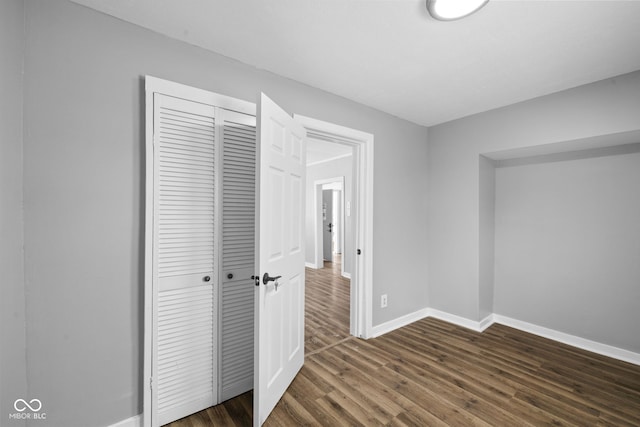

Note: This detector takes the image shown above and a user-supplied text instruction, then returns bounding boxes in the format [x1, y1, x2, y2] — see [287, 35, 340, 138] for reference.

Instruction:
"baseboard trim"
[109, 414, 141, 427]
[477, 313, 495, 332]
[370, 308, 430, 338]
[342, 272, 351, 279]
[426, 308, 493, 332]
[305, 262, 319, 269]
[493, 314, 640, 366]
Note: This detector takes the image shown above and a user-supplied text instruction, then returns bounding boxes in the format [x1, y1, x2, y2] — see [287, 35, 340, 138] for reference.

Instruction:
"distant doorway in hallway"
[320, 180, 344, 268]
[322, 188, 335, 261]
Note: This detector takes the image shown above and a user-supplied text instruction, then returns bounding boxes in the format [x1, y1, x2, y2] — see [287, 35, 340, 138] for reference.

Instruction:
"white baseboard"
[109, 414, 141, 427]
[342, 272, 351, 279]
[305, 262, 319, 269]
[478, 313, 495, 332]
[426, 308, 494, 332]
[370, 308, 430, 338]
[493, 314, 640, 366]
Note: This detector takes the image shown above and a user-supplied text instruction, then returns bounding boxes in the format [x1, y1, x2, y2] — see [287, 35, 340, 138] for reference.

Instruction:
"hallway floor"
[304, 255, 351, 355]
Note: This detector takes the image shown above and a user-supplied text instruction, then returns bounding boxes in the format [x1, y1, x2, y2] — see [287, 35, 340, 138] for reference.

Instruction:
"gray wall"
[494, 148, 640, 353]
[427, 70, 640, 322]
[305, 155, 353, 275]
[20, 1, 428, 425]
[0, 0, 27, 425]
[478, 155, 495, 320]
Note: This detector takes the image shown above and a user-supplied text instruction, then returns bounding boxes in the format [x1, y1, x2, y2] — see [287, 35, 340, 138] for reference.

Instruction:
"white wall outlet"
[381, 294, 388, 308]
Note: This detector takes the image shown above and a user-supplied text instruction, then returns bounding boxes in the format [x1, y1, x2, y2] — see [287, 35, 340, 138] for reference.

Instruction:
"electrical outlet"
[381, 294, 388, 308]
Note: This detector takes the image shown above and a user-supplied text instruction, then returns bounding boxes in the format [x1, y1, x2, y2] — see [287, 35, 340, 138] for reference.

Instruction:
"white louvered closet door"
[153, 93, 217, 426]
[219, 109, 256, 400]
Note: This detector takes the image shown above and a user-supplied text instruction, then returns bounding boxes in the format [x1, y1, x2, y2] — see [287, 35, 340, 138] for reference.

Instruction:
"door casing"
[294, 115, 374, 339]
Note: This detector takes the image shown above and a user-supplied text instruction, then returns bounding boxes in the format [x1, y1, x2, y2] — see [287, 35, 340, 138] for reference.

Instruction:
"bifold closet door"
[153, 93, 217, 426]
[219, 109, 257, 401]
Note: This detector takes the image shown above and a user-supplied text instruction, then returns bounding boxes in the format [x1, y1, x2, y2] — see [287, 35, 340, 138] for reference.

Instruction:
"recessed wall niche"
[479, 131, 640, 354]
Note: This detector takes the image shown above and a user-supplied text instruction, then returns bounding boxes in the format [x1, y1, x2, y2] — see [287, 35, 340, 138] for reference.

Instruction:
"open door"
[254, 93, 306, 426]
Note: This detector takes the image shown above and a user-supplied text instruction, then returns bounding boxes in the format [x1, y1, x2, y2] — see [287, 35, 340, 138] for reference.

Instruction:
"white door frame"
[294, 115, 374, 339]
[314, 177, 345, 277]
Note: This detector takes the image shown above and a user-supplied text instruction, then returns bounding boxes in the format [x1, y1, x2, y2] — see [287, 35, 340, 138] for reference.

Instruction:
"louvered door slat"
[219, 110, 257, 401]
[154, 94, 216, 426]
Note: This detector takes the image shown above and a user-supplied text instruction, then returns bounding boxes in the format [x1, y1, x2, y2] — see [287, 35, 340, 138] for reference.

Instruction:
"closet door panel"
[154, 94, 217, 426]
[219, 109, 257, 400]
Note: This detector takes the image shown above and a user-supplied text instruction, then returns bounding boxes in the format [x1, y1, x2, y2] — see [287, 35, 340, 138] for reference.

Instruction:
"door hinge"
[150, 376, 153, 390]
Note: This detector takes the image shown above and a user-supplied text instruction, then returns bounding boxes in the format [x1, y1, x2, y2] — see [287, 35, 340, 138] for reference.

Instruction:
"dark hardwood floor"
[165, 257, 640, 426]
[304, 256, 351, 355]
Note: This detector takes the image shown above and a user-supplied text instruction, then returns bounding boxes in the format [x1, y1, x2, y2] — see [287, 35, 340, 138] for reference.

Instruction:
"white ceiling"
[70, 0, 640, 127]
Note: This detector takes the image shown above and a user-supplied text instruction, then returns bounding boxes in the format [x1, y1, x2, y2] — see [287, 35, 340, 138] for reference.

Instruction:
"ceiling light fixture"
[427, 0, 489, 21]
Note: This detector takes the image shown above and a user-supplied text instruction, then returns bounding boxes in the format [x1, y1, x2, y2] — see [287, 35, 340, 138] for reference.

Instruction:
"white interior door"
[254, 93, 306, 426]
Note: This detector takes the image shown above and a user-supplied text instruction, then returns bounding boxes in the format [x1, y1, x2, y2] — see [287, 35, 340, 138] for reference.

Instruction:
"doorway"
[322, 187, 335, 262]
[296, 114, 374, 339]
[311, 177, 347, 278]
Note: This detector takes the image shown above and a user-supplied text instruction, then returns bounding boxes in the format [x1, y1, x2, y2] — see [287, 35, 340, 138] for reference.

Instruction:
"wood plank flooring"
[165, 258, 640, 426]
[304, 256, 351, 355]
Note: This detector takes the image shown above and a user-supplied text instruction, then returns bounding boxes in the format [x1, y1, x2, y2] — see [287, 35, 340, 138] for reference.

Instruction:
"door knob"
[262, 273, 282, 285]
